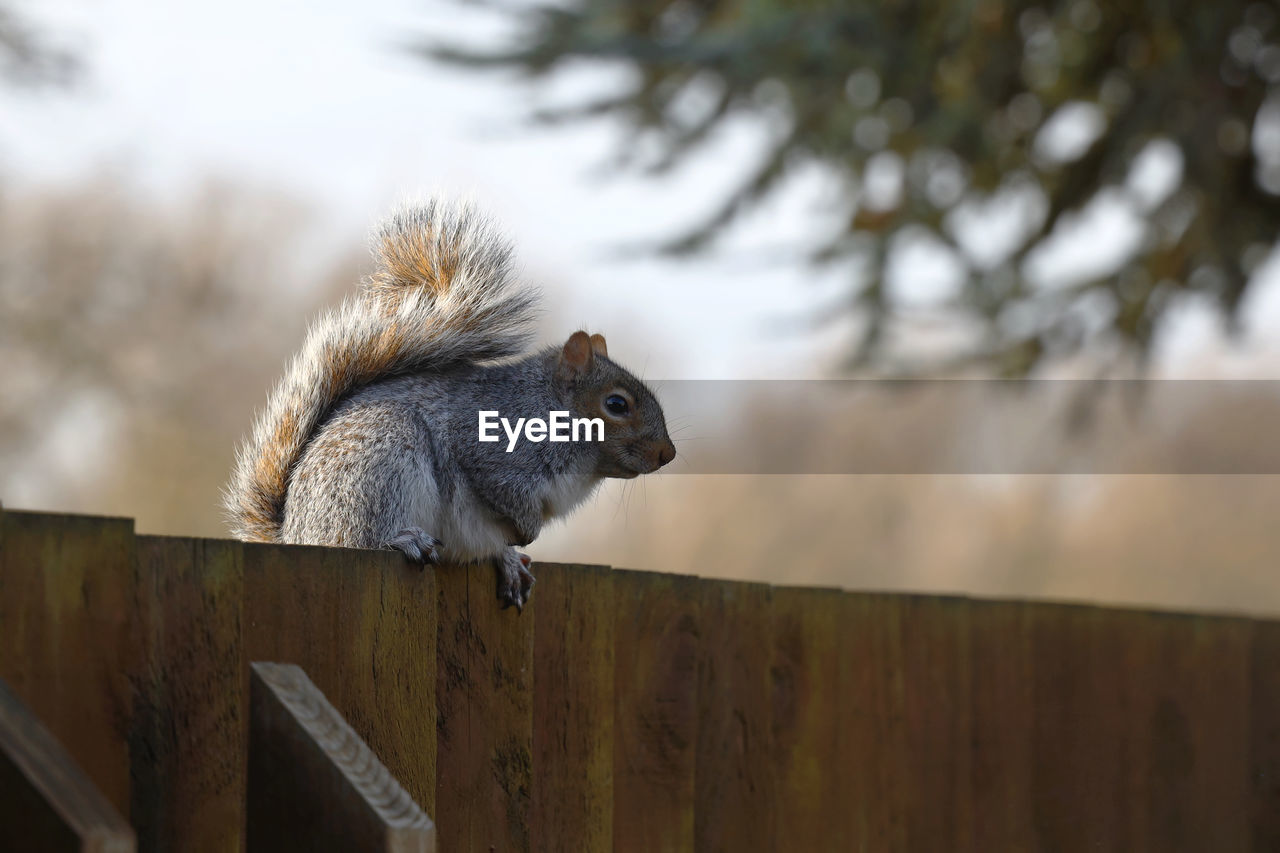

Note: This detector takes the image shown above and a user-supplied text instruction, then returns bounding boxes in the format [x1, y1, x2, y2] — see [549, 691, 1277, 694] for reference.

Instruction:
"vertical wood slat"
[968, 600, 1035, 851]
[531, 563, 614, 853]
[1030, 604, 1134, 852]
[131, 536, 245, 853]
[841, 594, 973, 853]
[246, 663, 435, 853]
[0, 509, 140, 820]
[695, 579, 776, 853]
[0, 676, 136, 853]
[435, 561, 534, 853]
[612, 570, 700, 853]
[1126, 613, 1251, 853]
[900, 596, 973, 853]
[769, 587, 846, 852]
[1251, 620, 1280, 852]
[4, 509, 1280, 851]
[842, 593, 909, 851]
[241, 542, 438, 820]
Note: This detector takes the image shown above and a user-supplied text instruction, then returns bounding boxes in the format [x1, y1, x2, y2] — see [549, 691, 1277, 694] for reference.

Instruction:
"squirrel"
[223, 198, 675, 611]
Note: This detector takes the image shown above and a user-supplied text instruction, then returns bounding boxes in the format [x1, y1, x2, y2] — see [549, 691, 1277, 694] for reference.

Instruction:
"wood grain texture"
[842, 594, 973, 852]
[842, 593, 909, 851]
[435, 561, 534, 853]
[0, 509, 140, 819]
[899, 595, 973, 853]
[1251, 620, 1280, 852]
[1126, 613, 1251, 853]
[0, 676, 136, 853]
[531, 563, 614, 853]
[247, 662, 434, 852]
[968, 599, 1035, 851]
[1, 509, 1278, 851]
[612, 570, 700, 853]
[769, 586, 845, 852]
[695, 579, 776, 853]
[241, 542, 438, 819]
[1030, 603, 1134, 852]
[130, 536, 246, 853]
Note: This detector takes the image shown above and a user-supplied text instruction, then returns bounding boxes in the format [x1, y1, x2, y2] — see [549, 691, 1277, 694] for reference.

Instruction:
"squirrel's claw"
[386, 527, 443, 566]
[495, 550, 535, 612]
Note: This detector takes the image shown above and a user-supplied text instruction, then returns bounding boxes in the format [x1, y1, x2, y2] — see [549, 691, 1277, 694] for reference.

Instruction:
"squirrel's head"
[555, 330, 676, 479]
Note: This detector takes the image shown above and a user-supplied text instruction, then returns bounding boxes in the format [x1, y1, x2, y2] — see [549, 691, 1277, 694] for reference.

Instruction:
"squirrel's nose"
[657, 442, 676, 468]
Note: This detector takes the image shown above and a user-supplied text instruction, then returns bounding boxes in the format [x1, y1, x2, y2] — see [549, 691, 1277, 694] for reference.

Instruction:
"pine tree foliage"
[428, 0, 1280, 374]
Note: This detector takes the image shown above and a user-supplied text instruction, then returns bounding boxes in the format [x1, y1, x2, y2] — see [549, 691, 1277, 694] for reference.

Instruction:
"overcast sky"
[6, 0, 1280, 378]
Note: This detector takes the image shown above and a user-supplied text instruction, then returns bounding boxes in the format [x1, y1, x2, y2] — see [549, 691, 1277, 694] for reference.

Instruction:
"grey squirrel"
[224, 199, 675, 610]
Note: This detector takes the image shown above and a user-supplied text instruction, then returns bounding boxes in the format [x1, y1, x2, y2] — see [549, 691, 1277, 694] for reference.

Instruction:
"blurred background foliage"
[0, 4, 79, 88]
[431, 0, 1280, 375]
[3, 1, 1280, 615]
[0, 174, 361, 534]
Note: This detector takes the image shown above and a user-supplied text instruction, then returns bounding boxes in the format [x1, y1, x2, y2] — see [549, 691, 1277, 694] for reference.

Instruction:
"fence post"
[0, 676, 136, 852]
[247, 662, 434, 852]
[531, 563, 615, 852]
[131, 535, 246, 852]
[0, 509, 140, 819]
[612, 570, 700, 853]
[694, 579, 775, 852]
[435, 562, 534, 852]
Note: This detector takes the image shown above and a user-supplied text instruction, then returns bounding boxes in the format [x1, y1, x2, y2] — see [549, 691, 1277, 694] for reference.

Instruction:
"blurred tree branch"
[0, 6, 80, 88]
[421, 0, 1280, 375]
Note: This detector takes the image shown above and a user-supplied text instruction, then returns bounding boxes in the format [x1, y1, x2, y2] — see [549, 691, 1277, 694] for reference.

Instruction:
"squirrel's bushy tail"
[224, 198, 538, 542]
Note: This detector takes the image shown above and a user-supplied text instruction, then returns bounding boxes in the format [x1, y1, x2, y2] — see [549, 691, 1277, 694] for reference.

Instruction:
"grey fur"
[224, 199, 675, 610]
[223, 198, 537, 544]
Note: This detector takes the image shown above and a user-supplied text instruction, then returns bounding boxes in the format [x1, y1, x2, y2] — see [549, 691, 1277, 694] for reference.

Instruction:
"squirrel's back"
[224, 199, 539, 543]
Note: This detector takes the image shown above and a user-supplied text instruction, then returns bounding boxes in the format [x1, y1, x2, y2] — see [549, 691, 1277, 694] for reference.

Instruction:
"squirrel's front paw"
[495, 550, 535, 613]
[385, 527, 443, 566]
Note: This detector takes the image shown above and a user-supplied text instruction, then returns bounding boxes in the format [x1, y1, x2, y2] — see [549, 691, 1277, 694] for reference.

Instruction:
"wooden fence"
[0, 507, 1278, 851]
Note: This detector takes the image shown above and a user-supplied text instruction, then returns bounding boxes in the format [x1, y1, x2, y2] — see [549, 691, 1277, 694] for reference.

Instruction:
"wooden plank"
[769, 586, 845, 851]
[531, 563, 614, 853]
[1030, 603, 1134, 852]
[968, 600, 1034, 850]
[5, 505, 1279, 852]
[242, 542, 437, 819]
[247, 662, 434, 852]
[841, 593, 973, 852]
[1125, 613, 1251, 852]
[0, 510, 140, 818]
[899, 595, 973, 853]
[0, 676, 136, 853]
[841, 593, 908, 850]
[1252, 619, 1280, 852]
[694, 579, 775, 853]
[129, 536, 245, 852]
[435, 561, 534, 852]
[612, 570, 700, 853]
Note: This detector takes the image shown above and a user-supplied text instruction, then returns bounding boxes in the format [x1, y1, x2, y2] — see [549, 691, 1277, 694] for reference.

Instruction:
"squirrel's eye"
[605, 394, 630, 416]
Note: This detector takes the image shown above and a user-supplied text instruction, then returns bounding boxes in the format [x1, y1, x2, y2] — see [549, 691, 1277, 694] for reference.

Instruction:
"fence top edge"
[3, 507, 136, 529]
[8, 508, 1279, 625]
[843, 589, 1272, 625]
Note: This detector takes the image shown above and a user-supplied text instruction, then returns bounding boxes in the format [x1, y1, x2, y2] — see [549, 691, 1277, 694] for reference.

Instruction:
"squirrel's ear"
[558, 330, 595, 381]
[588, 333, 608, 358]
